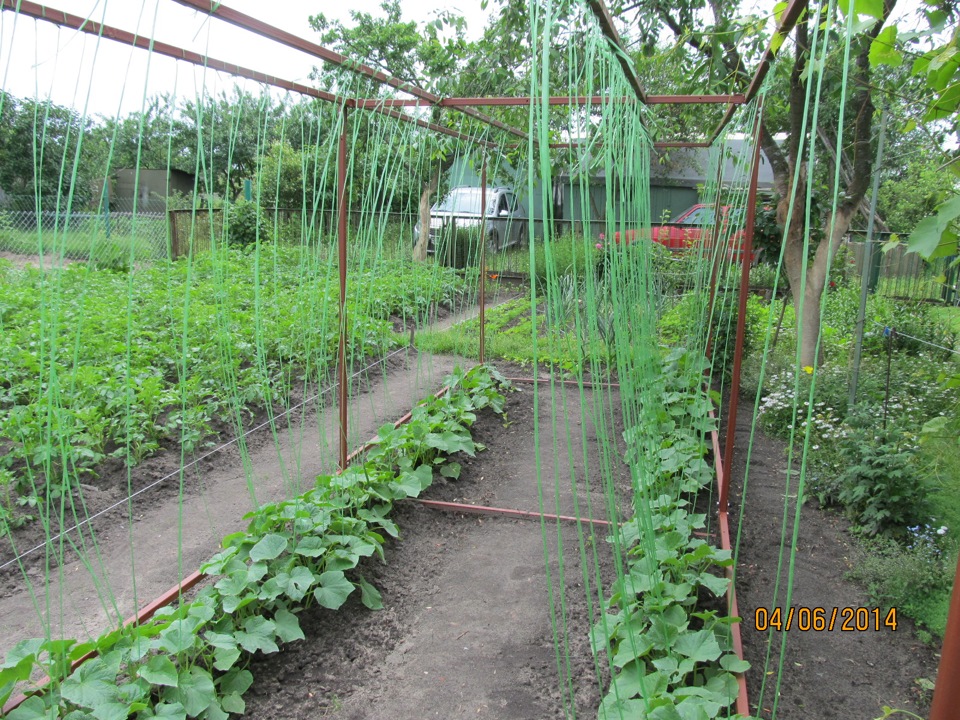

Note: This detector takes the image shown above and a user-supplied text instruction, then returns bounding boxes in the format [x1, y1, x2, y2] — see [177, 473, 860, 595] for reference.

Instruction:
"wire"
[0, 346, 410, 573]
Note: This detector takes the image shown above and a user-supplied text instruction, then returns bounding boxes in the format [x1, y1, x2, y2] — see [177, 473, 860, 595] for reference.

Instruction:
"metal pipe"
[0, 0, 497, 149]
[710, 411, 749, 715]
[352, 94, 743, 108]
[931, 550, 960, 720]
[583, 0, 648, 105]
[171, 0, 530, 140]
[337, 108, 349, 470]
[850, 109, 888, 408]
[479, 159, 487, 364]
[505, 376, 621, 389]
[721, 98, 765, 513]
[707, 0, 808, 144]
[414, 499, 614, 528]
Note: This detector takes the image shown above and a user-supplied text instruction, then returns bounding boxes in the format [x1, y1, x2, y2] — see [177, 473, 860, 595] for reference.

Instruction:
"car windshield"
[433, 188, 496, 215]
[680, 207, 715, 225]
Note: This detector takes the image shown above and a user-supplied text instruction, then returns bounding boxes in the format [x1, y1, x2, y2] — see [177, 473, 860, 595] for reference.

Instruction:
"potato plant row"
[0, 249, 466, 526]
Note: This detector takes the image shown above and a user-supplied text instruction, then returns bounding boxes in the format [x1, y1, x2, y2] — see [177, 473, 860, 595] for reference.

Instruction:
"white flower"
[938, 526, 949, 536]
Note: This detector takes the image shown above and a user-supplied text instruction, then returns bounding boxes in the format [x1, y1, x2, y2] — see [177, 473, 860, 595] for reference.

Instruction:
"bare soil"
[242, 376, 630, 719]
[726, 402, 941, 719]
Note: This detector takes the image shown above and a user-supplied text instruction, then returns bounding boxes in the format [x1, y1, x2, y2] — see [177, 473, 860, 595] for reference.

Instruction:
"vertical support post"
[932, 551, 960, 720]
[720, 98, 764, 513]
[850, 109, 888, 408]
[703, 159, 727, 366]
[337, 107, 349, 471]
[479, 157, 487, 364]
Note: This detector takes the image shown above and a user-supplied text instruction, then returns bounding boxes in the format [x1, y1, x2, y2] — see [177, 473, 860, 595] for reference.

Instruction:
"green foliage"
[596, 348, 747, 719]
[848, 529, 954, 638]
[878, 159, 959, 235]
[1, 366, 509, 719]
[225, 199, 268, 247]
[824, 412, 924, 536]
[0, 250, 465, 523]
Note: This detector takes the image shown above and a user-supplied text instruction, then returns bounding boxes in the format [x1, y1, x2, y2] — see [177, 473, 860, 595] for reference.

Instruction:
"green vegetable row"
[0, 248, 466, 526]
[0, 364, 508, 720]
[594, 349, 753, 720]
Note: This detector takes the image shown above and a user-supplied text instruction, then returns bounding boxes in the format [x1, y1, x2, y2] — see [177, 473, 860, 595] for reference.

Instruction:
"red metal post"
[479, 158, 487, 364]
[720, 98, 764, 513]
[931, 550, 960, 720]
[337, 108, 349, 470]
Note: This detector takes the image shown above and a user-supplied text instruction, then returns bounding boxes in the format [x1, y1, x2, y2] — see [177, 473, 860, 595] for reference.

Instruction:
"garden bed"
[240, 373, 632, 719]
[725, 397, 941, 719]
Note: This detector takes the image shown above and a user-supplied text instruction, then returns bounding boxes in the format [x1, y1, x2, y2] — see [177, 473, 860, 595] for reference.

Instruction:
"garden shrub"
[226, 198, 268, 247]
[833, 410, 925, 536]
[848, 527, 954, 637]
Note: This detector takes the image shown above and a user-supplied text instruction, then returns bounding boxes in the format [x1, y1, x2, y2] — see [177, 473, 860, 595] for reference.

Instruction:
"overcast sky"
[0, 0, 491, 117]
[0, 0, 930, 119]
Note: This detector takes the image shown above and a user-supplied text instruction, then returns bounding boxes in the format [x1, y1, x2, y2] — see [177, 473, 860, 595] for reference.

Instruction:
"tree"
[896, 7, 960, 260]
[174, 88, 285, 199]
[0, 92, 98, 206]
[311, 1, 523, 259]
[606, 0, 902, 366]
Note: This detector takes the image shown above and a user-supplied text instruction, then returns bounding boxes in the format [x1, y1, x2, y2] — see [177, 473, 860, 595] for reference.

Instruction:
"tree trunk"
[413, 166, 441, 262]
[783, 197, 858, 368]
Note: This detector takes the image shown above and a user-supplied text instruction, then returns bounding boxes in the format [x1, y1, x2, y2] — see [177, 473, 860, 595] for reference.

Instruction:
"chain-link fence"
[0, 196, 167, 265]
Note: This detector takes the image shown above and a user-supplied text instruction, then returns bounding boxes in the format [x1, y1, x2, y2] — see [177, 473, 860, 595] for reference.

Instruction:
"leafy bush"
[848, 527, 954, 637]
[832, 411, 925, 536]
[226, 198, 268, 247]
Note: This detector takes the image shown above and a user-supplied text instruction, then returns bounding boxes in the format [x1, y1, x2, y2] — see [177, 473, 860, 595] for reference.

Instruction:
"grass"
[416, 295, 609, 371]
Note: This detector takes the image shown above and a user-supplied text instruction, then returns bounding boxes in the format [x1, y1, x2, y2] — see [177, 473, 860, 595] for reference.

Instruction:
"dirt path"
[0, 351, 480, 654]
[242, 377, 630, 719]
[727, 403, 941, 719]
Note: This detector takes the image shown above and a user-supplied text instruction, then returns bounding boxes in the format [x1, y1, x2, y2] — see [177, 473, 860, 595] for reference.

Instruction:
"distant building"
[108, 168, 196, 212]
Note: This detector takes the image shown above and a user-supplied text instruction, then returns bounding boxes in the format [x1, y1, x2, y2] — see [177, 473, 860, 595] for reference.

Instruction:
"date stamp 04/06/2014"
[751, 606, 898, 632]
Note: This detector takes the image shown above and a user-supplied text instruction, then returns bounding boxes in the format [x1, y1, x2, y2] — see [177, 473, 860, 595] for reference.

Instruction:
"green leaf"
[358, 575, 384, 610]
[696, 571, 730, 597]
[719, 653, 751, 673]
[313, 570, 356, 610]
[162, 667, 216, 718]
[7, 696, 52, 720]
[220, 693, 245, 715]
[906, 194, 960, 259]
[60, 653, 122, 708]
[294, 536, 326, 557]
[3, 639, 43, 668]
[151, 702, 188, 719]
[440, 461, 462, 479]
[394, 465, 433, 498]
[273, 608, 306, 643]
[213, 646, 241, 672]
[91, 702, 131, 720]
[0, 655, 35, 707]
[219, 668, 254, 696]
[287, 566, 317, 601]
[235, 616, 279, 655]
[869, 26, 902, 67]
[156, 618, 201, 655]
[672, 629, 723, 663]
[249, 533, 289, 562]
[139, 655, 179, 687]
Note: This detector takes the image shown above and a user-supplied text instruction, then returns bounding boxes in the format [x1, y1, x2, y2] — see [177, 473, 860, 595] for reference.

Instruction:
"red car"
[610, 204, 758, 263]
